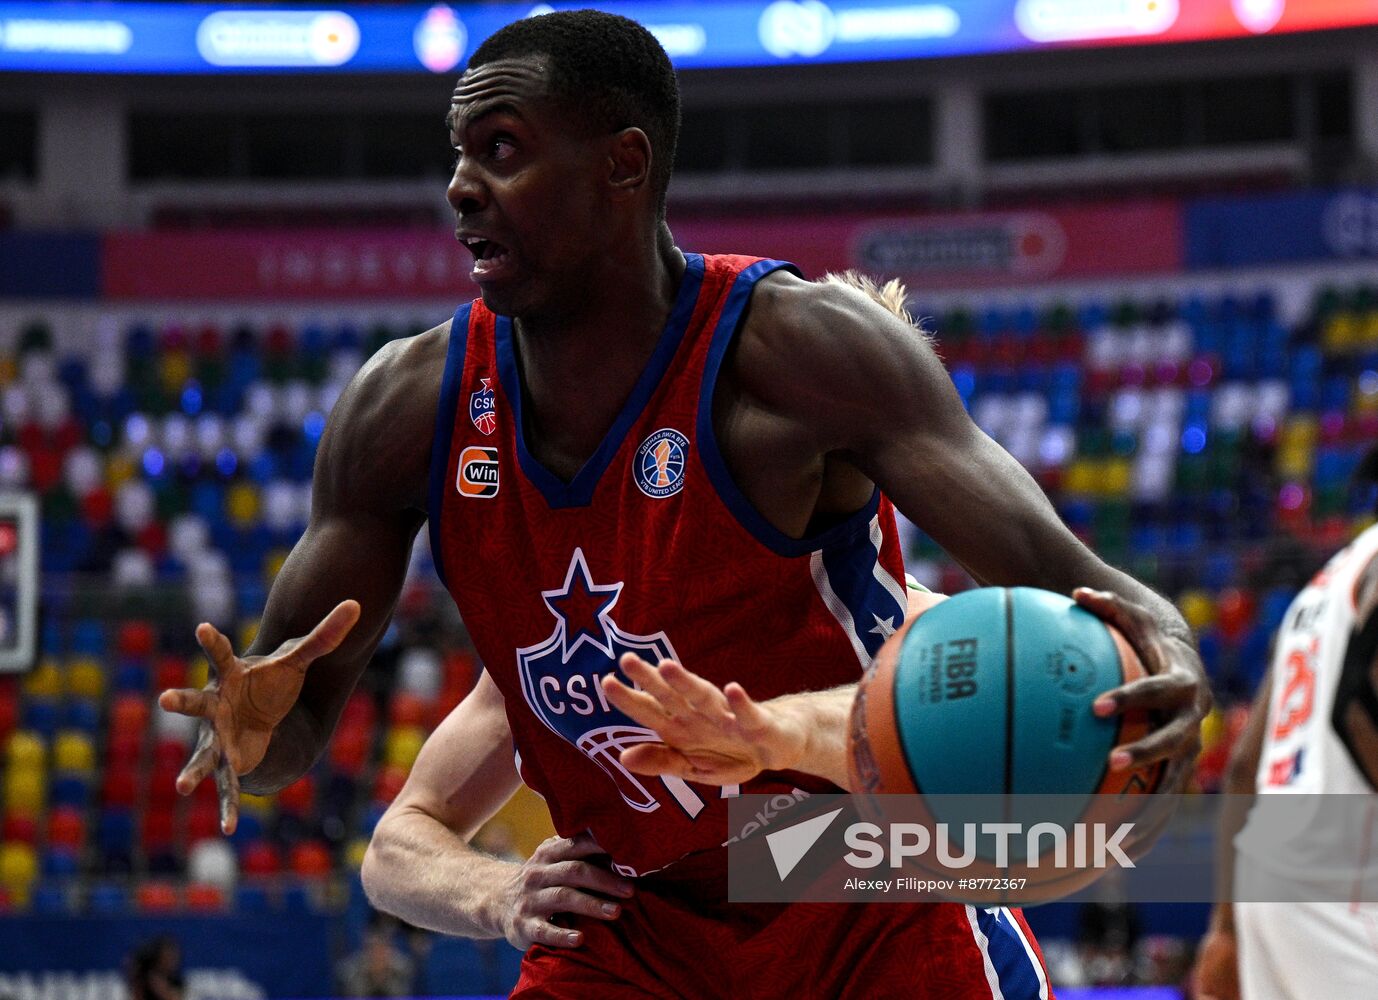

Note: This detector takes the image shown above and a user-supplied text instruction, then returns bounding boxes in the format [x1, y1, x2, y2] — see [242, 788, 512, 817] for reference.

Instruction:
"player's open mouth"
[461, 236, 515, 281]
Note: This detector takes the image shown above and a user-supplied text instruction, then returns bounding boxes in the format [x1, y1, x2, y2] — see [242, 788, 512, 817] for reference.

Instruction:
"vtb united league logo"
[470, 377, 497, 435]
[633, 428, 688, 498]
[516, 548, 727, 819]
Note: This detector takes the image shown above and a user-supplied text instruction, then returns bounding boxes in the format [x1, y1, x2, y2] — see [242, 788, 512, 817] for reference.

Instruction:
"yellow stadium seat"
[5, 731, 45, 769]
[343, 837, 370, 870]
[237, 621, 259, 653]
[226, 484, 260, 528]
[52, 731, 95, 774]
[1199, 706, 1225, 753]
[159, 353, 193, 394]
[64, 657, 105, 700]
[0, 357, 16, 387]
[1101, 459, 1132, 498]
[263, 550, 289, 583]
[187, 656, 210, 690]
[3, 769, 45, 816]
[105, 453, 137, 491]
[0, 842, 38, 898]
[239, 793, 275, 817]
[21, 660, 62, 700]
[1177, 590, 1217, 632]
[1062, 460, 1096, 497]
[383, 726, 426, 771]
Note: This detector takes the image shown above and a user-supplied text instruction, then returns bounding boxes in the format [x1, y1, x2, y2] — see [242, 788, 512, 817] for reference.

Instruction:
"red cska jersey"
[428, 254, 908, 877]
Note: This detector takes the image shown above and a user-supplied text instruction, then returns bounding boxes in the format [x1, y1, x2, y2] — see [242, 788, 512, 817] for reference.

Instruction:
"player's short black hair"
[468, 10, 680, 218]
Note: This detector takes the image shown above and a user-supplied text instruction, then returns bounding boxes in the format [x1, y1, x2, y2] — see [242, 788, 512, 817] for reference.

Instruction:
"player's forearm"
[771, 684, 858, 790]
[362, 806, 515, 939]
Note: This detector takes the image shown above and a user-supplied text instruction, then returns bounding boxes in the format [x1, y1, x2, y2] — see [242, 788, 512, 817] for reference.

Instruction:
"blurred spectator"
[1076, 871, 1140, 986]
[126, 935, 184, 1000]
[336, 915, 415, 998]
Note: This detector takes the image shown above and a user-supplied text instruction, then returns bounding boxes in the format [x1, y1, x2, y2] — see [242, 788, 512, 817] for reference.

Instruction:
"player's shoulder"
[342, 319, 451, 428]
[734, 268, 924, 408]
[315, 319, 452, 510]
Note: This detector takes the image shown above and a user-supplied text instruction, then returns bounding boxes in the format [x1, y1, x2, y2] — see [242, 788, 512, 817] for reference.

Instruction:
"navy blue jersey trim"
[496, 253, 706, 510]
[696, 259, 882, 557]
[427, 303, 473, 590]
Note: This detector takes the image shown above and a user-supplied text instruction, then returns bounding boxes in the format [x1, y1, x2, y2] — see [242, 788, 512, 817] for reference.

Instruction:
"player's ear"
[607, 127, 652, 201]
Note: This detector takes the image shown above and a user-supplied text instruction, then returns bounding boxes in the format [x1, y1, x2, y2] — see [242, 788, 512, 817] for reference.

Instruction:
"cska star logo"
[516, 549, 730, 820]
[470, 377, 497, 435]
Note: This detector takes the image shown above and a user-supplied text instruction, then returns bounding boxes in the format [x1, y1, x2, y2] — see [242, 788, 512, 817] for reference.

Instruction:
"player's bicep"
[389, 671, 521, 840]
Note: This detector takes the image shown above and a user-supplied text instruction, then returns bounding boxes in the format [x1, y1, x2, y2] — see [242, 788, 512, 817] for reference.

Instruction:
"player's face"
[446, 58, 610, 318]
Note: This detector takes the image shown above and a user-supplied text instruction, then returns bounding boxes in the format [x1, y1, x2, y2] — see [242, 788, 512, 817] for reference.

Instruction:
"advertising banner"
[101, 200, 1182, 300]
[1, 1, 1376, 75]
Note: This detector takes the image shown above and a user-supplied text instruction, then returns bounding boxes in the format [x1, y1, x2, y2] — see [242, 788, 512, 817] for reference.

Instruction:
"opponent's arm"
[363, 672, 635, 949]
[745, 276, 1208, 781]
[1334, 554, 1378, 788]
[160, 327, 446, 830]
[606, 586, 946, 788]
[1194, 668, 1271, 1000]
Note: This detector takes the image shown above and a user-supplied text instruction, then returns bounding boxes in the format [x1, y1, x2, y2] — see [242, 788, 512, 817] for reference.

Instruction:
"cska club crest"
[470, 377, 497, 435]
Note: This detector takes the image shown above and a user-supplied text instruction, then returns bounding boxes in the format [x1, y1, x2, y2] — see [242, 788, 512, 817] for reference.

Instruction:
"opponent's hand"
[1191, 927, 1240, 1000]
[157, 600, 361, 834]
[601, 654, 808, 786]
[495, 833, 635, 950]
[1074, 587, 1211, 792]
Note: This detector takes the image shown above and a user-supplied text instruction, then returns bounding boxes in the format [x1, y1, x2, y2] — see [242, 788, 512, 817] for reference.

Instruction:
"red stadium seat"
[276, 775, 314, 817]
[388, 692, 426, 728]
[142, 807, 176, 853]
[372, 766, 407, 805]
[240, 840, 281, 876]
[116, 621, 156, 659]
[186, 801, 221, 845]
[47, 807, 85, 850]
[152, 739, 186, 773]
[135, 881, 179, 912]
[339, 693, 376, 730]
[153, 656, 187, 694]
[109, 694, 150, 735]
[329, 728, 369, 777]
[185, 882, 226, 912]
[146, 762, 181, 808]
[101, 766, 137, 809]
[289, 841, 332, 879]
[1, 814, 37, 846]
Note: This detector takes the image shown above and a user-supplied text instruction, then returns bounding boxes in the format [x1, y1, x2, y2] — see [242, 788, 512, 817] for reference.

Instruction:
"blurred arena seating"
[1, 270, 1374, 922]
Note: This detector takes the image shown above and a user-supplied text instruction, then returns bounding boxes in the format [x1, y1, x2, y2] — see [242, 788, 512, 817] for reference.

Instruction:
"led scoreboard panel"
[0, 0, 1374, 74]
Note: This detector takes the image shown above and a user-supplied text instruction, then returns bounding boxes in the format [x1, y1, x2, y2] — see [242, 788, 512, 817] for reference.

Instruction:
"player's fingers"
[658, 661, 732, 719]
[175, 725, 219, 795]
[195, 622, 239, 677]
[521, 919, 584, 950]
[537, 886, 624, 923]
[539, 832, 611, 862]
[544, 860, 635, 898]
[601, 674, 674, 728]
[1092, 671, 1196, 717]
[723, 682, 772, 735]
[159, 687, 215, 719]
[213, 755, 241, 835]
[1072, 588, 1170, 670]
[619, 743, 690, 777]
[1110, 712, 1200, 770]
[617, 654, 684, 710]
[285, 599, 362, 670]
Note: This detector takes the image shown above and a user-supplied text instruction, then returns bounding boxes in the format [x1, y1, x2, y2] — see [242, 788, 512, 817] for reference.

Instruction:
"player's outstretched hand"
[1191, 926, 1240, 1000]
[602, 654, 807, 786]
[157, 600, 361, 834]
[1074, 587, 1210, 792]
[496, 833, 635, 950]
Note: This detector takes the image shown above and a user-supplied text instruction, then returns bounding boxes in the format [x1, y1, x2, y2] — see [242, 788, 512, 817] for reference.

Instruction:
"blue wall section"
[0, 914, 333, 997]
[0, 232, 101, 298]
[1185, 189, 1378, 269]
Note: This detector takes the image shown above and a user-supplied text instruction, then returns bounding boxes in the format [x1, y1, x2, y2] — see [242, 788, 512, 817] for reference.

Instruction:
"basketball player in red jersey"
[160, 11, 1210, 996]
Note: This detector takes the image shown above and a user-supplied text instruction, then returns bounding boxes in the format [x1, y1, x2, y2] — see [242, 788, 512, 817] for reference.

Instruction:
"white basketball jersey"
[1236, 523, 1378, 881]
